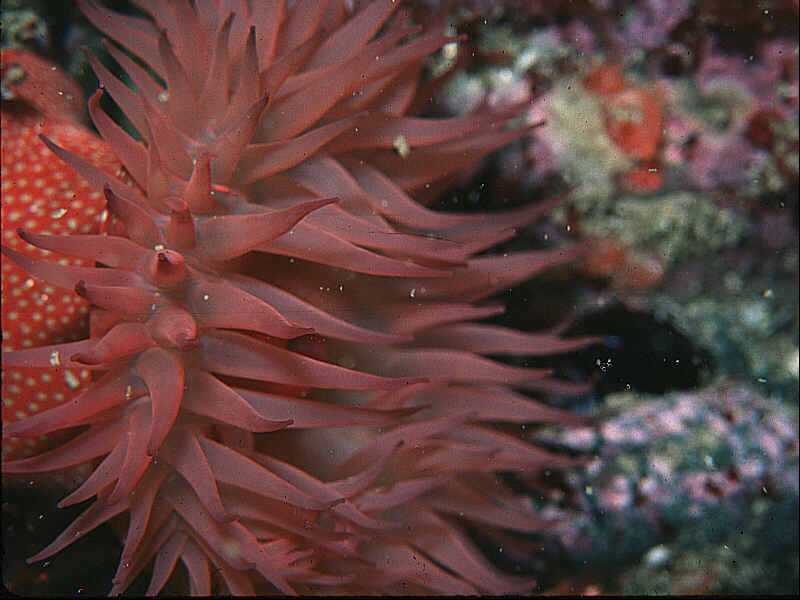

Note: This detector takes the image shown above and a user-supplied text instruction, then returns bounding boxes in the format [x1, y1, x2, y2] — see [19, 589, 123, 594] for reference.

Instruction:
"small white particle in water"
[393, 135, 410, 158]
[64, 370, 81, 390]
[644, 545, 670, 567]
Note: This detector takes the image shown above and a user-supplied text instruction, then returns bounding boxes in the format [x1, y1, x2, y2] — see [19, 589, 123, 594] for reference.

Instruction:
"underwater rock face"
[430, 0, 798, 398]
[526, 383, 799, 593]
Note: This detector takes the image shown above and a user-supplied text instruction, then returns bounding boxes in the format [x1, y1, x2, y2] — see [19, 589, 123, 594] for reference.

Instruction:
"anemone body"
[2, 0, 592, 594]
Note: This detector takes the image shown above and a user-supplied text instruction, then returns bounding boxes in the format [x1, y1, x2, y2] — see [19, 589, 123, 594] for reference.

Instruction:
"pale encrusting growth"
[2, 0, 593, 594]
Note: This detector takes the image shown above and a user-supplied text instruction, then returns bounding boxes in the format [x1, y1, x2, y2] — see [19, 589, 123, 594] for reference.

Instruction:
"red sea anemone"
[2, 0, 593, 595]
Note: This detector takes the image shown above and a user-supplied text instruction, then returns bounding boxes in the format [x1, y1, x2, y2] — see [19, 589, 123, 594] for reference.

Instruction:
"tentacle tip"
[102, 184, 121, 207]
[15, 227, 31, 243]
[327, 497, 347, 509]
[216, 510, 236, 524]
[165, 195, 190, 213]
[270, 418, 294, 430]
[88, 88, 104, 104]
[37, 133, 54, 146]
[288, 327, 315, 339]
[70, 353, 98, 367]
[401, 404, 430, 417]
[106, 489, 124, 506]
[175, 334, 199, 350]
[26, 553, 46, 565]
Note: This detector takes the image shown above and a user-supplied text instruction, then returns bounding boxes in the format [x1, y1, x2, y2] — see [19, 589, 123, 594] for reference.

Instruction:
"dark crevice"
[558, 302, 714, 396]
[2, 486, 123, 596]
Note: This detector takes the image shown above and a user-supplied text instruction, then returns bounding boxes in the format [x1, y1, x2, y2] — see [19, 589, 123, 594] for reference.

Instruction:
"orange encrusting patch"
[581, 237, 664, 291]
[621, 160, 663, 193]
[583, 63, 627, 97]
[584, 63, 665, 193]
[1, 53, 121, 461]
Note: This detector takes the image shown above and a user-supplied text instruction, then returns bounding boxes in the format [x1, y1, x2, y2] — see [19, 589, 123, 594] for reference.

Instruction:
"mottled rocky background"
[2, 0, 798, 595]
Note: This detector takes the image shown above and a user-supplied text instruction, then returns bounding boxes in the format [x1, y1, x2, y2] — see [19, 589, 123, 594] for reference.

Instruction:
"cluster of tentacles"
[2, 0, 593, 595]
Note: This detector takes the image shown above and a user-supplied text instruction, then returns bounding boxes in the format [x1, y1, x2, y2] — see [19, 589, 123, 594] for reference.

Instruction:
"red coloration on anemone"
[2, 1, 596, 595]
[1, 49, 120, 462]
